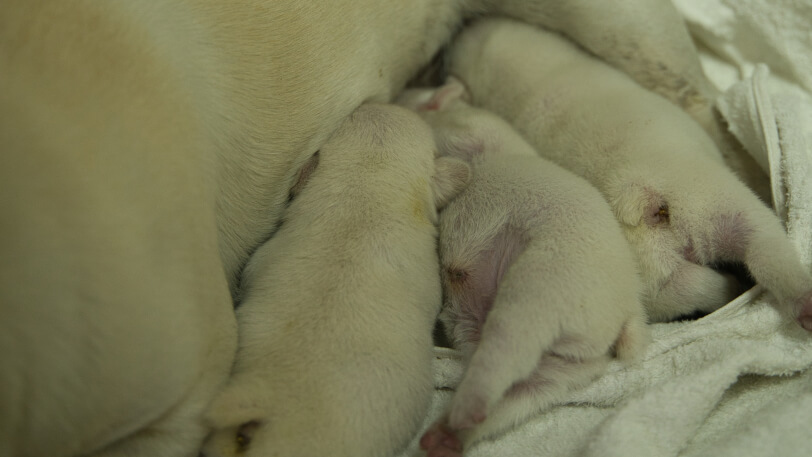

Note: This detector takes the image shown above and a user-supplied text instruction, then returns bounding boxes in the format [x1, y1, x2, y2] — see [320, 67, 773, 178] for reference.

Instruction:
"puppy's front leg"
[448, 283, 559, 431]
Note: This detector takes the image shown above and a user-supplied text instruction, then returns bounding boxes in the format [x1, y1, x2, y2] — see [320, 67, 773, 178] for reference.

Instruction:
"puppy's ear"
[204, 376, 268, 429]
[611, 183, 669, 227]
[432, 157, 471, 210]
[421, 77, 469, 111]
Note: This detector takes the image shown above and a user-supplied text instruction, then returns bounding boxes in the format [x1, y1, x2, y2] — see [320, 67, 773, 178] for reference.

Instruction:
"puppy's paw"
[448, 392, 488, 431]
[420, 421, 463, 457]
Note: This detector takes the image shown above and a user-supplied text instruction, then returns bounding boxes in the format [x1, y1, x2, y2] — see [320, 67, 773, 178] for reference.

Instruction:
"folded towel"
[674, 0, 812, 94]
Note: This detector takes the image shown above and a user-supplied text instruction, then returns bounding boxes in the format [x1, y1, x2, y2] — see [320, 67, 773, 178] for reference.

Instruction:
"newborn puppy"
[479, 0, 771, 200]
[446, 18, 812, 325]
[200, 104, 470, 457]
[398, 82, 649, 454]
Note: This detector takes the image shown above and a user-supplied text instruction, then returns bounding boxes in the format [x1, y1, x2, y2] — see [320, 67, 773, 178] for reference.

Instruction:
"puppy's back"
[205, 104, 444, 457]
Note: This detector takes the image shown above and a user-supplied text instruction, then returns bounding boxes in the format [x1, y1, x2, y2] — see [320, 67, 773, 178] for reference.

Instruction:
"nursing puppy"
[398, 83, 649, 454]
[200, 104, 470, 457]
[446, 19, 812, 324]
[0, 1, 738, 456]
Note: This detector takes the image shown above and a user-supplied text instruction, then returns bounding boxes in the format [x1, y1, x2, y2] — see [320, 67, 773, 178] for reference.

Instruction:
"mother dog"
[0, 1, 740, 456]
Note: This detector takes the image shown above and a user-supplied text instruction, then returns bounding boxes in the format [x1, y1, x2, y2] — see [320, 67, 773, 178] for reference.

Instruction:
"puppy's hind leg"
[739, 213, 812, 329]
[424, 354, 611, 457]
[448, 308, 558, 432]
[648, 262, 744, 322]
[477, 353, 610, 444]
[446, 247, 566, 431]
[681, 194, 812, 328]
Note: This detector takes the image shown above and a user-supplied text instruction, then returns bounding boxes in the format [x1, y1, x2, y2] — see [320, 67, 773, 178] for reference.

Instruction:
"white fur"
[478, 0, 769, 198]
[0, 2, 745, 456]
[199, 104, 470, 457]
[446, 18, 812, 324]
[1, 2, 466, 456]
[398, 84, 649, 452]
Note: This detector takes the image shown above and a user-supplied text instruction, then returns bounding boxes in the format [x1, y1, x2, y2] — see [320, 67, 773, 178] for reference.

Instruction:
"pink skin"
[421, 421, 464, 457]
[797, 290, 812, 331]
[441, 226, 529, 349]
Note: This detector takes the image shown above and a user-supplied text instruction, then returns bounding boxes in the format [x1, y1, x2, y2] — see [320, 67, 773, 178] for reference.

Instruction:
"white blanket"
[401, 1, 812, 455]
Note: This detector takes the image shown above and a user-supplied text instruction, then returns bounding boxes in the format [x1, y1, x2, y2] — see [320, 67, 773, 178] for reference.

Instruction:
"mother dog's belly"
[174, 0, 462, 289]
[0, 1, 462, 456]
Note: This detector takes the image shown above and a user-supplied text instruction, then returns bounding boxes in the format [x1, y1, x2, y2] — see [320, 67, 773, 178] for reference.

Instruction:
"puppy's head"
[397, 78, 486, 161]
[342, 103, 471, 217]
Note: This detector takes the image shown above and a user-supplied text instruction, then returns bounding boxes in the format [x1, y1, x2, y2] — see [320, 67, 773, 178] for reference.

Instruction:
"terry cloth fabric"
[398, 1, 812, 456]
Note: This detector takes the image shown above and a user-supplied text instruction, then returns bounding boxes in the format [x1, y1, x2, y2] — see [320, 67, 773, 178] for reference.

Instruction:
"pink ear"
[421, 77, 468, 111]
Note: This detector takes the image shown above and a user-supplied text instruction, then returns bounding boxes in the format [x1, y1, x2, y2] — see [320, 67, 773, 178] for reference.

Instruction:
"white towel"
[400, 1, 812, 455]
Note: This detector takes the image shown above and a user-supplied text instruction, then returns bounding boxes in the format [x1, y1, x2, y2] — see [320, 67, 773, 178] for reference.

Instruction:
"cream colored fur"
[399, 84, 648, 452]
[446, 18, 812, 324]
[199, 104, 469, 457]
[1, 2, 466, 456]
[477, 0, 769, 199]
[0, 1, 746, 456]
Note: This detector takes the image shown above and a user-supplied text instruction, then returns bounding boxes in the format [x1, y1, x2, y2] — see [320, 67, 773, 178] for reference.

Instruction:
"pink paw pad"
[420, 423, 463, 457]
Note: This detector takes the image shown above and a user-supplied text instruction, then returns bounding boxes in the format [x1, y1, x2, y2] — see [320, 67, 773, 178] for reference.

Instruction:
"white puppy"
[398, 82, 649, 455]
[0, 2, 739, 456]
[200, 104, 470, 457]
[445, 18, 812, 325]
